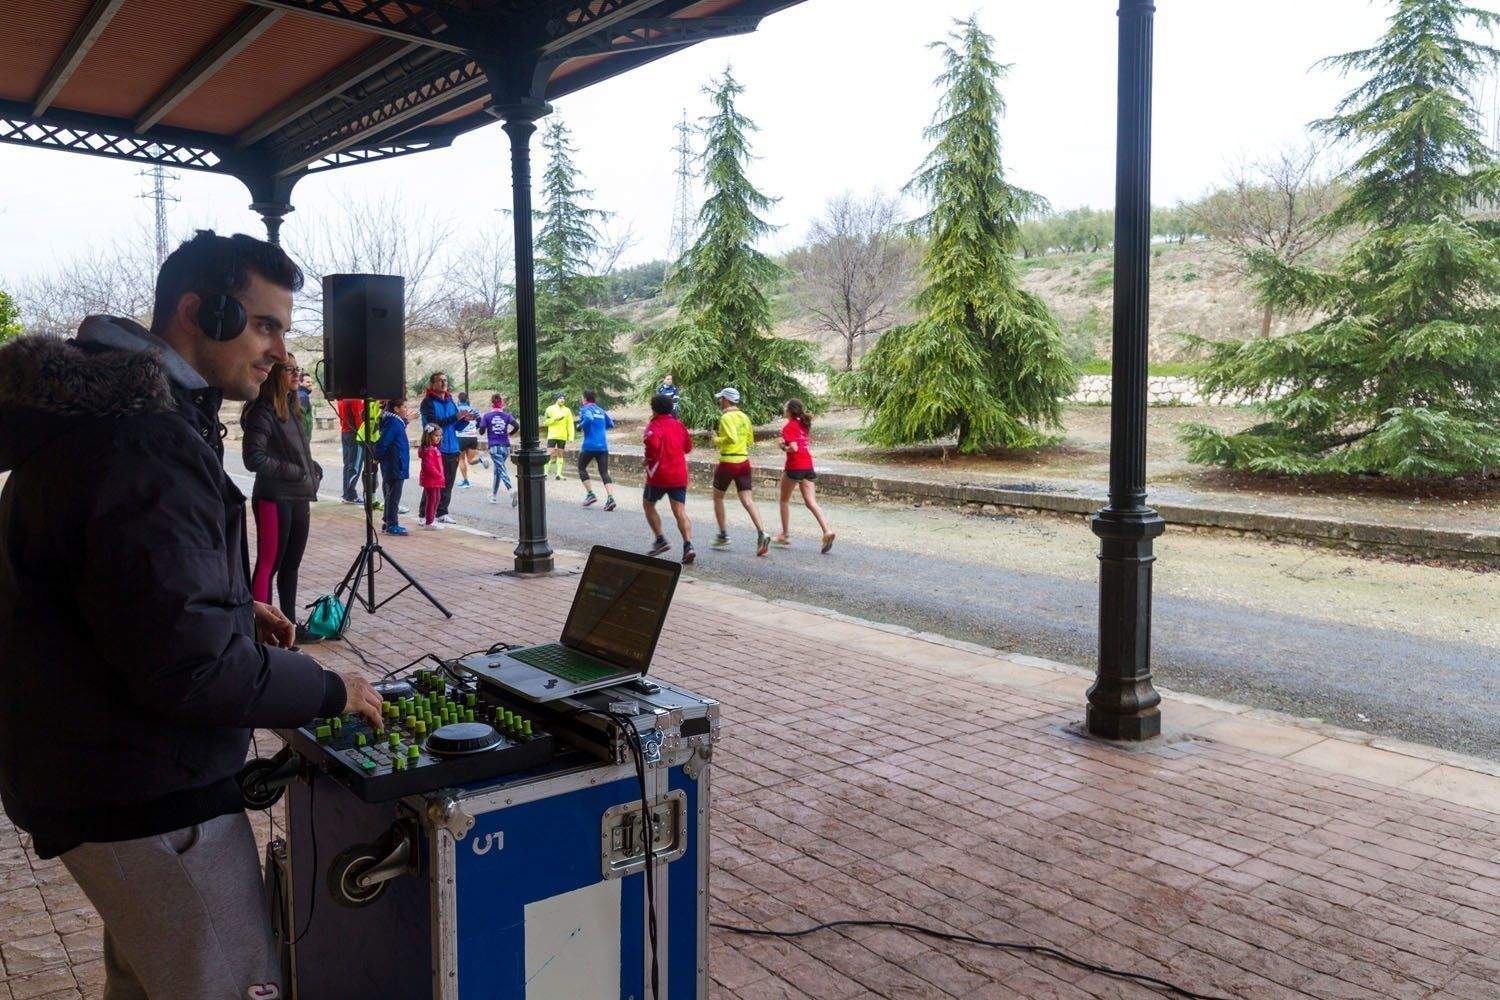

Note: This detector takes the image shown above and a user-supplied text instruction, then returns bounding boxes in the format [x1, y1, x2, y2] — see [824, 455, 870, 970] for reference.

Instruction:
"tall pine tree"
[1182, 0, 1500, 478]
[643, 69, 818, 429]
[493, 117, 629, 404]
[839, 16, 1074, 453]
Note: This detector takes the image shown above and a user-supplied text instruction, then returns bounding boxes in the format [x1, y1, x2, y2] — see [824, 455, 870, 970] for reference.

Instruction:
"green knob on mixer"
[355, 733, 366, 747]
[393, 755, 407, 771]
[466, 693, 476, 707]
[330, 717, 342, 732]
[414, 720, 427, 737]
[464, 709, 475, 723]
[408, 745, 420, 760]
[315, 724, 331, 742]
[523, 720, 533, 736]
[389, 733, 400, 749]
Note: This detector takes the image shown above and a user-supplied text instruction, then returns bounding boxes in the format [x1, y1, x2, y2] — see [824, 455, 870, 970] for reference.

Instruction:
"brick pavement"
[2, 505, 1497, 999]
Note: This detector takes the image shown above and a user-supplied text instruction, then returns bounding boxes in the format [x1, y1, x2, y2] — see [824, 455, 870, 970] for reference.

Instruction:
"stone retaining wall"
[1069, 373, 1262, 406]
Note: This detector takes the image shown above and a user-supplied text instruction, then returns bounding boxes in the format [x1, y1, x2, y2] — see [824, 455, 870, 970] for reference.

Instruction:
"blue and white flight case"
[273, 679, 719, 999]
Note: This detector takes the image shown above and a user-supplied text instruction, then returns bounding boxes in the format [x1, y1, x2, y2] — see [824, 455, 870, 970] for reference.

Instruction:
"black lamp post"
[1088, 0, 1164, 741]
[495, 98, 555, 575]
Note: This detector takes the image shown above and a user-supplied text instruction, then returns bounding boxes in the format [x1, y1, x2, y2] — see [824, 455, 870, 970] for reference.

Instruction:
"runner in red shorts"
[709, 387, 769, 556]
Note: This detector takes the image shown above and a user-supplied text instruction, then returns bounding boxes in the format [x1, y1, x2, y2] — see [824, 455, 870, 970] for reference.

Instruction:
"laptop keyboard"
[510, 644, 625, 684]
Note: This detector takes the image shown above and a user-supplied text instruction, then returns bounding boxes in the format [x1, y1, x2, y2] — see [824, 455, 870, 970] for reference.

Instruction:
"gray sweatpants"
[60, 811, 282, 1000]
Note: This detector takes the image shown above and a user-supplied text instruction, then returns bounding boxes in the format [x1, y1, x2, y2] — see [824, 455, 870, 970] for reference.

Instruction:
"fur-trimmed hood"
[0, 316, 183, 472]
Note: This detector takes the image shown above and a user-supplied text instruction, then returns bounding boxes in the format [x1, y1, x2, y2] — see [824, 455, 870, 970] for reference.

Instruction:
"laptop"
[459, 546, 682, 702]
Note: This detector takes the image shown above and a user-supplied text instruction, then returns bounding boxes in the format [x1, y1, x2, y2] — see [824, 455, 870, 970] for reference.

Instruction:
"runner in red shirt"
[774, 398, 835, 553]
[641, 393, 695, 564]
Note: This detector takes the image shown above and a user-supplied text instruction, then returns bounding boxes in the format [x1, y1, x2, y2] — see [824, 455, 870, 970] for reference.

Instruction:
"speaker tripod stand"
[331, 401, 451, 632]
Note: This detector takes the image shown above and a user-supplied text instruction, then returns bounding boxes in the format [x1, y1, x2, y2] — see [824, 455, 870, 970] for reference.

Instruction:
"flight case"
[272, 679, 718, 999]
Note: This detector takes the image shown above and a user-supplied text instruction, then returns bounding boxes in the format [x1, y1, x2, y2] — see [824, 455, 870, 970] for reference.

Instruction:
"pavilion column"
[251, 201, 293, 246]
[496, 100, 554, 574]
[1088, 0, 1164, 741]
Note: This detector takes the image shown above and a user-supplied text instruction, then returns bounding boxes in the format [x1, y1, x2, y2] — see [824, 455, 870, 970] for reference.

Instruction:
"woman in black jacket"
[242, 355, 323, 643]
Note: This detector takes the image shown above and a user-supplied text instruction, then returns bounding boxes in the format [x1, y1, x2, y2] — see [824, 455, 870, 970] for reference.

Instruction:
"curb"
[600, 446, 1497, 565]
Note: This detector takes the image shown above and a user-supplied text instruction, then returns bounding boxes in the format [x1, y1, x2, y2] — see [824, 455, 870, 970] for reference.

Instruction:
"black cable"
[711, 919, 1231, 1000]
[285, 777, 318, 946]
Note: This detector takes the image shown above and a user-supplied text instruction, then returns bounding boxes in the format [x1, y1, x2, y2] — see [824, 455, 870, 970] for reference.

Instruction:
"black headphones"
[195, 274, 247, 342]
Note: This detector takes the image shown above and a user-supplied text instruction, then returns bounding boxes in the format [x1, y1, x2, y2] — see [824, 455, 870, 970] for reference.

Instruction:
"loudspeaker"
[322, 274, 405, 399]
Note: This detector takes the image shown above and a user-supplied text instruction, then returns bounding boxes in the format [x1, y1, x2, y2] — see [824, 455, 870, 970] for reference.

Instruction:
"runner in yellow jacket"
[710, 387, 770, 556]
[543, 393, 574, 480]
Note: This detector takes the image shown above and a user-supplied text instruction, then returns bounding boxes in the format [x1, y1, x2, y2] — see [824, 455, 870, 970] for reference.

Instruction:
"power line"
[667, 108, 696, 265]
[138, 153, 180, 268]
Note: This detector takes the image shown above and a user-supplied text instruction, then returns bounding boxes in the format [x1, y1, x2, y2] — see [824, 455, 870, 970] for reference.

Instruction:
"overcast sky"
[0, 0, 1434, 288]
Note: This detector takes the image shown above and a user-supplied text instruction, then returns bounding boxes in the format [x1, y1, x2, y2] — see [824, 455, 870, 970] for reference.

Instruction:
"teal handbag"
[304, 595, 347, 640]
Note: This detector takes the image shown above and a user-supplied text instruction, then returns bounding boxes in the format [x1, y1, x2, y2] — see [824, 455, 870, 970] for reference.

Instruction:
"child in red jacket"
[418, 424, 446, 529]
[641, 393, 694, 563]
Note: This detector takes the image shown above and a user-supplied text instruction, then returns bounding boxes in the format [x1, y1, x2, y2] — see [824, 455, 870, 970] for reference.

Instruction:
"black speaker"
[322, 273, 405, 399]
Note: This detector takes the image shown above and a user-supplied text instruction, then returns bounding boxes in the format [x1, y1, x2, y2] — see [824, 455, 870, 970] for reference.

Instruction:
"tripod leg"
[374, 546, 453, 619]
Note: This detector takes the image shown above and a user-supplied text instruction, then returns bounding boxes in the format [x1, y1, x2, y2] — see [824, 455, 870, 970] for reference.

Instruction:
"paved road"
[230, 454, 1500, 759]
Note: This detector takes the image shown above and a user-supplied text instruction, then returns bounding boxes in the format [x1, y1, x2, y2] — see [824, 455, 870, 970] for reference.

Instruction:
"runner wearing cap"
[710, 387, 769, 556]
[543, 392, 574, 481]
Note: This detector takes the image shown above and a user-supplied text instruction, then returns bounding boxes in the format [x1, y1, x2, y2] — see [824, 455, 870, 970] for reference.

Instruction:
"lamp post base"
[1087, 507, 1165, 740]
[512, 447, 553, 575]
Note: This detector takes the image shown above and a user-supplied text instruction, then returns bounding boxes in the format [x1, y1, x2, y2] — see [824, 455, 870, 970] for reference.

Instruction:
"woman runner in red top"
[773, 398, 835, 553]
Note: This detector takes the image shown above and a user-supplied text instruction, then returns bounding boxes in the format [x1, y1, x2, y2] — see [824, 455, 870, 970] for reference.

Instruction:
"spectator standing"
[242, 352, 324, 644]
[373, 398, 412, 535]
[417, 424, 446, 529]
[642, 392, 694, 563]
[480, 393, 520, 506]
[575, 390, 617, 511]
[334, 397, 365, 502]
[710, 387, 769, 556]
[656, 373, 680, 416]
[773, 398, 835, 553]
[418, 373, 460, 522]
[354, 398, 383, 509]
[297, 371, 314, 442]
[543, 392, 574, 480]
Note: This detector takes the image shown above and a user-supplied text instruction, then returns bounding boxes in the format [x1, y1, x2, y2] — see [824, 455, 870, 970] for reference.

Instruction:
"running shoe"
[583, 493, 598, 507]
[772, 535, 791, 547]
[399, 505, 410, 514]
[293, 624, 324, 646]
[437, 514, 456, 524]
[821, 532, 837, 554]
[489, 494, 498, 504]
[341, 497, 360, 505]
[711, 533, 729, 548]
[459, 481, 472, 489]
[511, 493, 518, 508]
[383, 524, 409, 536]
[682, 544, 695, 565]
[648, 537, 670, 557]
[756, 532, 770, 557]
[554, 473, 563, 481]
[603, 497, 616, 512]
[421, 522, 439, 530]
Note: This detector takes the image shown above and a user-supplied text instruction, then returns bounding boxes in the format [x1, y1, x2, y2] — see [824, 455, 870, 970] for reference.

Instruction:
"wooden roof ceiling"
[0, 0, 801, 195]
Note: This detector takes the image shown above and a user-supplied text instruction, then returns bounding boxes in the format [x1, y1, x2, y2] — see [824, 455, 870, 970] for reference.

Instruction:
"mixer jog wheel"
[327, 819, 419, 908]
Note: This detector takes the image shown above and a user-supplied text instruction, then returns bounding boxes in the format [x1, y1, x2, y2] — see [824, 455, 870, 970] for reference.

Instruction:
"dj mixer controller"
[282, 668, 556, 801]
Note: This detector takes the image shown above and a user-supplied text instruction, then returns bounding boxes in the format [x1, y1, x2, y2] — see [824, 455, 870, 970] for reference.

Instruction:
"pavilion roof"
[0, 0, 801, 192]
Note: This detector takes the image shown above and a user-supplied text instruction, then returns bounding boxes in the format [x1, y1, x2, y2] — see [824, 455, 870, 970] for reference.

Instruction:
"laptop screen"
[561, 547, 681, 674]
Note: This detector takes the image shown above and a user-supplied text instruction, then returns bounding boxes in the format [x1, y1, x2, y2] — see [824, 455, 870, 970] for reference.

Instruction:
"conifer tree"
[839, 16, 1074, 453]
[1182, 0, 1500, 477]
[643, 69, 818, 429]
[494, 117, 629, 404]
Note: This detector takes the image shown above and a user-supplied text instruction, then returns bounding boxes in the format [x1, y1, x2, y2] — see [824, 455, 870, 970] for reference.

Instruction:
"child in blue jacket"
[373, 398, 412, 535]
[575, 390, 616, 511]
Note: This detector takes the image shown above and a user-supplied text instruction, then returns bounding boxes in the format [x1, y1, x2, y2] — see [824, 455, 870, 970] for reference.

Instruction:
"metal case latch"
[600, 790, 687, 879]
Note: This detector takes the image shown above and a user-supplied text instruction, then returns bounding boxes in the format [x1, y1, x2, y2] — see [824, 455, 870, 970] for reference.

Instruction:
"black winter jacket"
[0, 320, 346, 858]
[242, 393, 322, 503]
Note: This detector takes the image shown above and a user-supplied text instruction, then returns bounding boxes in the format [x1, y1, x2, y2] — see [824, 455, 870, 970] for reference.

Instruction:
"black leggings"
[578, 450, 611, 484]
[252, 499, 310, 621]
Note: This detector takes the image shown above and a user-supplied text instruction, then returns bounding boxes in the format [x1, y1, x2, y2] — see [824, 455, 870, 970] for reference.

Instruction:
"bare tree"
[16, 236, 157, 337]
[793, 191, 912, 371]
[1191, 144, 1344, 337]
[288, 194, 455, 344]
[443, 230, 514, 361]
[431, 298, 498, 397]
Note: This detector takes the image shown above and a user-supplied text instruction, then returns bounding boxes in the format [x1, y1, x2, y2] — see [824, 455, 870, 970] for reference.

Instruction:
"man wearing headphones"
[0, 231, 383, 999]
